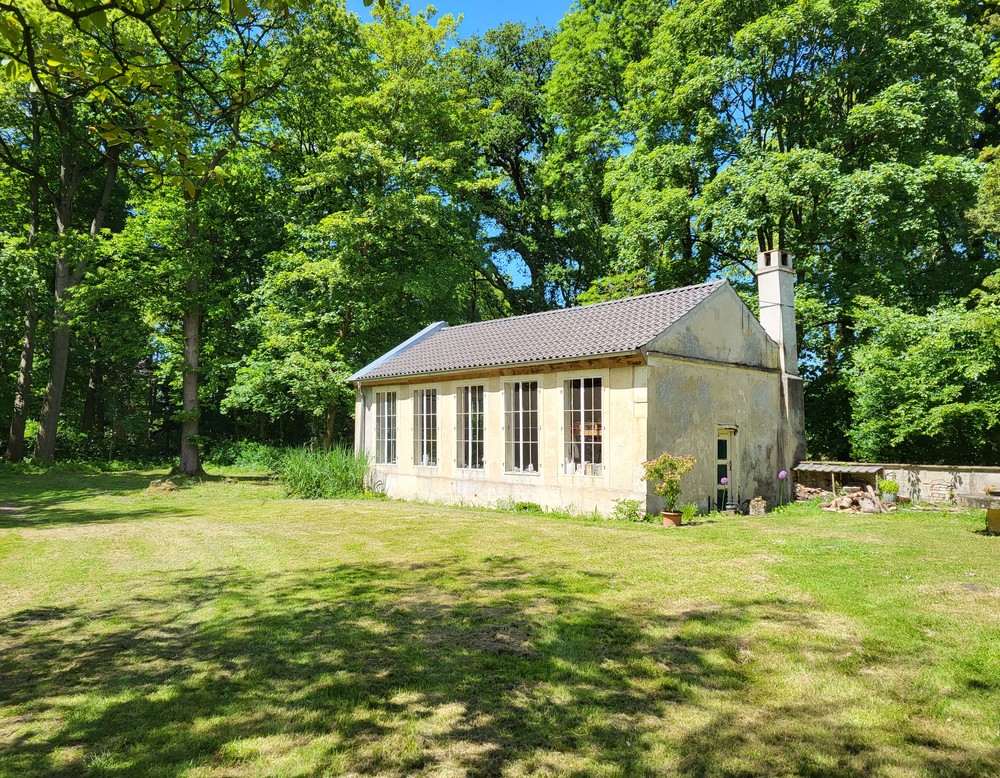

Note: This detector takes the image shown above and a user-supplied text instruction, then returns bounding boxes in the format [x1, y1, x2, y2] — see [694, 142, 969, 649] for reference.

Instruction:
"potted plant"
[878, 478, 899, 503]
[642, 452, 696, 527]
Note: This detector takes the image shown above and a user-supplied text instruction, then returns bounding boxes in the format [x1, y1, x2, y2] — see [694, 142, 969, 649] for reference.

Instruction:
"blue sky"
[345, 0, 572, 34]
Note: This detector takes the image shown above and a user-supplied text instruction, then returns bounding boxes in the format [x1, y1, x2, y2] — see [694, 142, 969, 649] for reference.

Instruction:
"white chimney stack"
[756, 249, 798, 377]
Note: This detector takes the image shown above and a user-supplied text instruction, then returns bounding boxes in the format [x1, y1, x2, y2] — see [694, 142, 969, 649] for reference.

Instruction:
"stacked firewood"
[796, 483, 832, 501]
[822, 485, 897, 514]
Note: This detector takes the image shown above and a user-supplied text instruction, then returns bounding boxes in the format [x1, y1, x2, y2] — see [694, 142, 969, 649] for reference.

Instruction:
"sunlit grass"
[0, 472, 998, 776]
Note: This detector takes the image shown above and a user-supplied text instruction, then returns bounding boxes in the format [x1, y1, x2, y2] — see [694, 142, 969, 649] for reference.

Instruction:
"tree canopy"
[0, 0, 998, 467]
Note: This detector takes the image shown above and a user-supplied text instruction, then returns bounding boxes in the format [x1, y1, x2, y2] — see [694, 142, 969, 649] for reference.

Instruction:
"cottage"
[350, 250, 806, 515]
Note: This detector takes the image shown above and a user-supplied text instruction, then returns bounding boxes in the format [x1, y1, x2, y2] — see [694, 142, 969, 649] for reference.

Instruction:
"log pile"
[822, 485, 897, 514]
[796, 483, 832, 501]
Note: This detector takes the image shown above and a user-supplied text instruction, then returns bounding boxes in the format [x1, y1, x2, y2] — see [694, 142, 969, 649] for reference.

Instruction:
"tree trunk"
[35, 254, 73, 464]
[6, 306, 38, 462]
[82, 340, 102, 436]
[323, 403, 336, 451]
[179, 274, 204, 475]
[35, 136, 120, 463]
[7, 111, 41, 463]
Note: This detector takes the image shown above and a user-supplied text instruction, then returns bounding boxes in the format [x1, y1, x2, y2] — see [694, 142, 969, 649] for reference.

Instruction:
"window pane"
[375, 392, 397, 464]
[457, 385, 484, 469]
[717, 438, 728, 460]
[506, 381, 538, 473]
[563, 378, 602, 475]
[414, 389, 437, 466]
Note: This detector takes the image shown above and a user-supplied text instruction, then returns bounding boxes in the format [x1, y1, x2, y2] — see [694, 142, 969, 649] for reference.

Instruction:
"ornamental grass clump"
[278, 446, 371, 499]
[642, 452, 696, 511]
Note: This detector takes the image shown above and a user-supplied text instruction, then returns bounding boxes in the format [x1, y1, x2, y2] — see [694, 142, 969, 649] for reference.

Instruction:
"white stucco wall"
[353, 286, 802, 516]
[355, 365, 650, 515]
[645, 288, 787, 511]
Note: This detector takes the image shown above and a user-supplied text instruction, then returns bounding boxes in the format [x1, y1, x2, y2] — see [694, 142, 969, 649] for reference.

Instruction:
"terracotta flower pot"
[661, 511, 682, 527]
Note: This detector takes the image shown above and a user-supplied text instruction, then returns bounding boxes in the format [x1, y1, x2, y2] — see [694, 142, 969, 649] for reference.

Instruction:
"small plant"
[641, 452, 696, 512]
[611, 498, 645, 522]
[778, 469, 789, 506]
[878, 479, 899, 495]
[680, 503, 699, 523]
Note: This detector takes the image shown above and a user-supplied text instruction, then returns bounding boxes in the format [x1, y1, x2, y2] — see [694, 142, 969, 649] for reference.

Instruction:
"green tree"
[554, 0, 988, 457]
[456, 23, 608, 312]
[848, 275, 1000, 464]
[224, 3, 483, 441]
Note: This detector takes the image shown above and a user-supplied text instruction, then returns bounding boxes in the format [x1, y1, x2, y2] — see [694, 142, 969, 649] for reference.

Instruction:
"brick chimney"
[757, 249, 806, 465]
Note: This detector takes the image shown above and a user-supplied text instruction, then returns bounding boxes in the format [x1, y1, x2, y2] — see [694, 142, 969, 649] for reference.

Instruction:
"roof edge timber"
[347, 321, 448, 383]
[353, 350, 646, 385]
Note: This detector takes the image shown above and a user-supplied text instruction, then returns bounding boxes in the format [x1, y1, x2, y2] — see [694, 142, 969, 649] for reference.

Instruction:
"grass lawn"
[1, 472, 998, 777]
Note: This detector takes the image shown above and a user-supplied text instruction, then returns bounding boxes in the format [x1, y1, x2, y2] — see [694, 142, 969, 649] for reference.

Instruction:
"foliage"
[0, 0, 997, 470]
[848, 274, 1000, 464]
[641, 452, 696, 511]
[204, 440, 284, 471]
[610, 498, 645, 522]
[277, 445, 371, 499]
[878, 479, 900, 495]
[680, 502, 699, 523]
[551, 0, 990, 458]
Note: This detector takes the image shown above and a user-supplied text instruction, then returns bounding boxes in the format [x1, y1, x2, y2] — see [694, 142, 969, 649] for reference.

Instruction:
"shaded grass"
[0, 474, 998, 776]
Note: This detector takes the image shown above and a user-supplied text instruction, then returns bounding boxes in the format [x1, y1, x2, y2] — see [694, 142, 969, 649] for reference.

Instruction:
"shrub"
[877, 479, 899, 495]
[206, 440, 284, 471]
[278, 446, 371, 499]
[641, 452, 697, 511]
[611, 498, 645, 522]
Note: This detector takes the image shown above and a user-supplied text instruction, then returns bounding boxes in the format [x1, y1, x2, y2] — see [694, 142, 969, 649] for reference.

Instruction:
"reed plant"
[278, 445, 371, 498]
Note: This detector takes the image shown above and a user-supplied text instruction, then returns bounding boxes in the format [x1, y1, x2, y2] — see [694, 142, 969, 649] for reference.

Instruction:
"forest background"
[0, 0, 998, 474]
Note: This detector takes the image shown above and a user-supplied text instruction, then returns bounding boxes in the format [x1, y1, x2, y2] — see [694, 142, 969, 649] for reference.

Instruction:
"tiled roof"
[352, 280, 726, 381]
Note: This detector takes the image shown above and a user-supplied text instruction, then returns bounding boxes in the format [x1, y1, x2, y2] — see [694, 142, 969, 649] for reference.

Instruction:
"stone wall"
[796, 462, 1000, 503]
[880, 464, 1000, 503]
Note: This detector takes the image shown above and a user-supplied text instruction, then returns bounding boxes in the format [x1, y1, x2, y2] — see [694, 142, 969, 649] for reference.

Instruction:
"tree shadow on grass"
[0, 472, 240, 529]
[1, 557, 997, 776]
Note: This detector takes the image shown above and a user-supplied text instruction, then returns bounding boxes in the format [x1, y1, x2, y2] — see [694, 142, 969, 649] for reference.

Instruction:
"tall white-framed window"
[504, 380, 539, 473]
[564, 377, 603, 476]
[374, 391, 397, 464]
[413, 388, 438, 466]
[457, 385, 485, 469]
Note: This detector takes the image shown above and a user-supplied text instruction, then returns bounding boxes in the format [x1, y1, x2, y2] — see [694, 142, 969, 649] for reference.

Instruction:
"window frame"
[504, 380, 539, 474]
[374, 391, 397, 465]
[413, 388, 438, 467]
[563, 377, 604, 477]
[456, 384, 485, 470]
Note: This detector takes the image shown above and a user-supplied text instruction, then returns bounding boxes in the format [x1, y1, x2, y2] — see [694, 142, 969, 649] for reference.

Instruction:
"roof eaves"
[357, 348, 645, 383]
[348, 321, 449, 382]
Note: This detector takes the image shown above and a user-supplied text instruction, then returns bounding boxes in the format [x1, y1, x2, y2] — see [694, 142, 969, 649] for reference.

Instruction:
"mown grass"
[0, 471, 998, 777]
